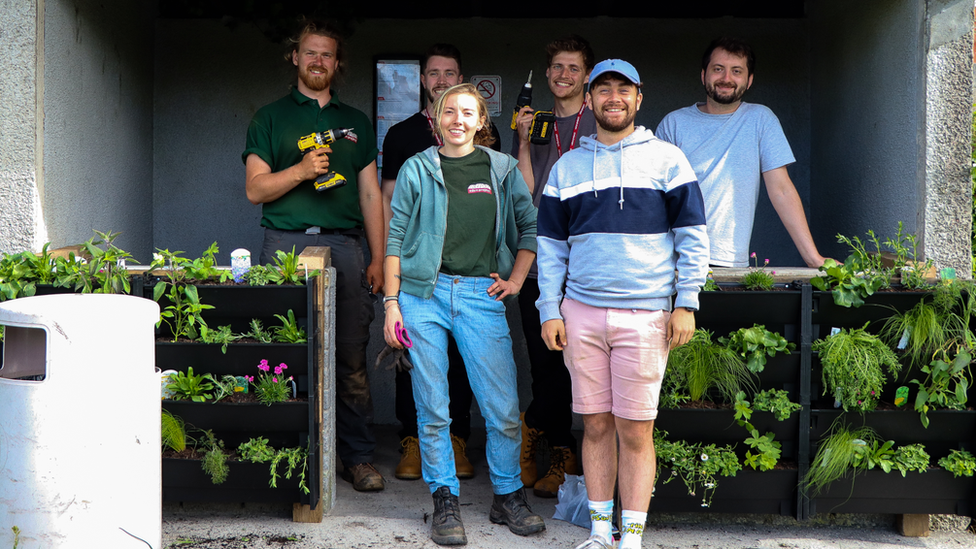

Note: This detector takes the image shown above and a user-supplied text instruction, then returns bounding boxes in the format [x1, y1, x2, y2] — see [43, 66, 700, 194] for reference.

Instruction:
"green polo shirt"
[242, 88, 378, 231]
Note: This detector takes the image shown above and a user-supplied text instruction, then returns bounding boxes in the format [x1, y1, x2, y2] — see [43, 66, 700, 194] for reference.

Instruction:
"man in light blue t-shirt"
[656, 37, 826, 268]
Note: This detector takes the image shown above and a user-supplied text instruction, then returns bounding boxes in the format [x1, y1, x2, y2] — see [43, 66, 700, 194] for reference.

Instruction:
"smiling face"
[546, 51, 589, 101]
[293, 34, 339, 93]
[587, 74, 642, 134]
[701, 47, 753, 106]
[438, 92, 484, 156]
[422, 55, 462, 105]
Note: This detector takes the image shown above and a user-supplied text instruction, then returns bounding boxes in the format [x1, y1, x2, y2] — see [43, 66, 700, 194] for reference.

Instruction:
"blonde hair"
[431, 84, 496, 148]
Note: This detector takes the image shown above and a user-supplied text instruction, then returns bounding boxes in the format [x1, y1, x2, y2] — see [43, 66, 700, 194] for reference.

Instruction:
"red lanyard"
[423, 109, 444, 147]
[553, 103, 586, 157]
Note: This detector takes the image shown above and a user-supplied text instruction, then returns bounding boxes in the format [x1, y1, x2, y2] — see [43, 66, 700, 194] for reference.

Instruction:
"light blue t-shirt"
[656, 102, 794, 267]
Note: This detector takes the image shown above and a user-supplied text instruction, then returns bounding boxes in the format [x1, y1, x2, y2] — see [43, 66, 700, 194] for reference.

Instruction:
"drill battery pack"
[529, 110, 556, 145]
[313, 172, 347, 192]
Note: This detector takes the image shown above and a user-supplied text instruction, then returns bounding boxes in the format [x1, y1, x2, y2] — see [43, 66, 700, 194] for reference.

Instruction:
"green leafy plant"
[244, 247, 315, 286]
[209, 374, 247, 402]
[150, 249, 215, 341]
[810, 257, 887, 309]
[938, 449, 976, 478]
[197, 324, 242, 354]
[884, 222, 934, 289]
[161, 410, 189, 452]
[182, 242, 232, 283]
[56, 230, 134, 294]
[655, 428, 741, 508]
[245, 319, 274, 343]
[200, 430, 229, 485]
[238, 437, 310, 494]
[662, 329, 755, 406]
[271, 309, 307, 343]
[248, 359, 294, 405]
[165, 367, 214, 403]
[879, 297, 952, 372]
[719, 324, 795, 374]
[732, 391, 796, 471]
[806, 421, 878, 495]
[890, 444, 931, 477]
[740, 252, 775, 291]
[911, 348, 972, 428]
[751, 389, 802, 421]
[702, 270, 720, 292]
[812, 323, 901, 412]
[11, 525, 20, 549]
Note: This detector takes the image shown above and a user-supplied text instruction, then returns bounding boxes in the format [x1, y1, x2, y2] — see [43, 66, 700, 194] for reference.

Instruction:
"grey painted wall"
[809, 0, 925, 261]
[42, 0, 155, 261]
[153, 17, 812, 269]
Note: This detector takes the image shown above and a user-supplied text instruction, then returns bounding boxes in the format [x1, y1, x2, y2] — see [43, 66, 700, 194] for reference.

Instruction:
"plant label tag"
[894, 386, 909, 407]
[897, 326, 911, 350]
[236, 375, 249, 393]
[830, 327, 841, 336]
[833, 386, 843, 408]
[940, 267, 956, 281]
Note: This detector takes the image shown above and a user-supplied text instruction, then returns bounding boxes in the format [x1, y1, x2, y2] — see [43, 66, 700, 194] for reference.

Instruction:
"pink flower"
[279, 363, 288, 371]
[770, 271, 777, 275]
[750, 252, 757, 258]
[274, 365, 283, 375]
[257, 359, 270, 372]
[273, 377, 278, 383]
[245, 375, 254, 382]
[764, 259, 769, 266]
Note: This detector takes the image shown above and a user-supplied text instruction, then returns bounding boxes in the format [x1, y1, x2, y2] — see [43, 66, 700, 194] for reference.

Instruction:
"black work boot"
[431, 486, 467, 546]
[488, 487, 546, 536]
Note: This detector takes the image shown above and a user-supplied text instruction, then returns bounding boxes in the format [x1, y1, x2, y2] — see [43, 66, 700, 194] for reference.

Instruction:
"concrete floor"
[161, 425, 976, 549]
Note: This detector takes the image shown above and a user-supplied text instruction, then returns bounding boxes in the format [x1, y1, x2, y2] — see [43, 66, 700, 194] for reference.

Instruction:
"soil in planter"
[164, 393, 308, 404]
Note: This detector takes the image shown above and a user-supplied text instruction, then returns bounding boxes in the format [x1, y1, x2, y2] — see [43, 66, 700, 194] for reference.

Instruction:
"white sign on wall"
[470, 75, 502, 117]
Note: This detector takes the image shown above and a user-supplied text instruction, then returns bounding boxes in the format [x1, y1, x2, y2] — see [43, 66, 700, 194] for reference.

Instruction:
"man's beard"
[705, 81, 746, 105]
[300, 65, 332, 91]
[594, 103, 637, 133]
[425, 86, 449, 105]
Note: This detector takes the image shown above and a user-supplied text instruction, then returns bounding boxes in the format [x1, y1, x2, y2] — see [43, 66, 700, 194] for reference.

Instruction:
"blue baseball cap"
[589, 59, 641, 86]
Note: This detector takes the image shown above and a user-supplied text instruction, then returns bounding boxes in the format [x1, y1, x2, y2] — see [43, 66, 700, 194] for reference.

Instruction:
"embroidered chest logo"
[467, 183, 492, 195]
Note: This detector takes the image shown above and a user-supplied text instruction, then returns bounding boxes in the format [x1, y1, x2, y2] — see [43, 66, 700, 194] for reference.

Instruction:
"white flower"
[705, 482, 715, 488]
[153, 253, 164, 262]
[701, 453, 709, 461]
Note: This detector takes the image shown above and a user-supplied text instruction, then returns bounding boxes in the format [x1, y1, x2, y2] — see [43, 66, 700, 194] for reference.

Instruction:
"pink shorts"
[560, 298, 671, 421]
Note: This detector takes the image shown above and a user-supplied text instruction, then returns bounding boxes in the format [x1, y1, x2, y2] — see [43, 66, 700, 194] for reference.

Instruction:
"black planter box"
[811, 290, 929, 340]
[809, 410, 976, 458]
[698, 285, 802, 342]
[652, 468, 797, 515]
[156, 342, 310, 394]
[656, 409, 800, 461]
[163, 458, 307, 504]
[809, 469, 973, 516]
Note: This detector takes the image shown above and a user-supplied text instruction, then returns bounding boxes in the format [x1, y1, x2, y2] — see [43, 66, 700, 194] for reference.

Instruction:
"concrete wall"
[41, 0, 155, 261]
[0, 0, 42, 254]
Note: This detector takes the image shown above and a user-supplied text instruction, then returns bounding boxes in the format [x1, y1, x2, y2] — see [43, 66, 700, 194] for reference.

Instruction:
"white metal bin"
[0, 294, 161, 548]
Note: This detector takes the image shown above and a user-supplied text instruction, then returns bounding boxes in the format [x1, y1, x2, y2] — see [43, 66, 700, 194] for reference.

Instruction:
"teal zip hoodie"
[386, 145, 538, 299]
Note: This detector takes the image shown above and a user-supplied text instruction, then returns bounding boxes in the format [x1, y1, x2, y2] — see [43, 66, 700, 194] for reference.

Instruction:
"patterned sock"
[619, 509, 647, 549]
[588, 499, 614, 545]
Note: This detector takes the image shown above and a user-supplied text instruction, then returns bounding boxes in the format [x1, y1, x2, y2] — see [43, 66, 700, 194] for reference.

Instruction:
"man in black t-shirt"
[380, 43, 500, 482]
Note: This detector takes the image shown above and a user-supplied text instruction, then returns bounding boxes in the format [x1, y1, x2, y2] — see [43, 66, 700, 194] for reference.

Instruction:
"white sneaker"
[574, 534, 614, 549]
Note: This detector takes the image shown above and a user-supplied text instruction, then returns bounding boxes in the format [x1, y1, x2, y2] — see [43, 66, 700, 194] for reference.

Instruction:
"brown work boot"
[489, 487, 546, 536]
[395, 436, 422, 480]
[519, 412, 543, 487]
[342, 462, 385, 492]
[452, 434, 475, 479]
[533, 445, 577, 498]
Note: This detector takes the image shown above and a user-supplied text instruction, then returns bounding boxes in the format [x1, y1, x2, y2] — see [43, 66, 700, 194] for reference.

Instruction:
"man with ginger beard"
[379, 43, 501, 483]
[243, 18, 386, 492]
[656, 37, 827, 269]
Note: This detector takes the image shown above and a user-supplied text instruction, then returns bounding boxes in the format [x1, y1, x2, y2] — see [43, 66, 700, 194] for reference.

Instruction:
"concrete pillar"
[923, 0, 974, 275]
[0, 0, 44, 253]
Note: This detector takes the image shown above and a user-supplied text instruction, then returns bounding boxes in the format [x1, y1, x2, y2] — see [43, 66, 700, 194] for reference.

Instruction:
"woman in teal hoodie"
[383, 83, 542, 545]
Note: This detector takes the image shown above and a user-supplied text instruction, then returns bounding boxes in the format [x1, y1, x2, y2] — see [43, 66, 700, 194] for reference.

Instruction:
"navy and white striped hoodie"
[535, 126, 709, 323]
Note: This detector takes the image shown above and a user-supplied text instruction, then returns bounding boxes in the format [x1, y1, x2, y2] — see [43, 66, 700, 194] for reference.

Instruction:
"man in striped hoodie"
[535, 59, 709, 549]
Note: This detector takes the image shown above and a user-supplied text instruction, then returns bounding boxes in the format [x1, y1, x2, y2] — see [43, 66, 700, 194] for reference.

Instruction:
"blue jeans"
[400, 273, 522, 497]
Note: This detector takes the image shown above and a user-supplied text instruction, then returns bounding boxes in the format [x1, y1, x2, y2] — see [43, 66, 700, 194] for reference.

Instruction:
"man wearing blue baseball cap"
[535, 59, 709, 549]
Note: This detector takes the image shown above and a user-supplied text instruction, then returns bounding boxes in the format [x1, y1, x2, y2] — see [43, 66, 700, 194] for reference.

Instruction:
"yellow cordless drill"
[510, 71, 554, 145]
[297, 128, 358, 192]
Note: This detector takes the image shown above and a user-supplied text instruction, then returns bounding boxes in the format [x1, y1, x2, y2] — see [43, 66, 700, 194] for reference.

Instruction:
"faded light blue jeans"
[400, 273, 523, 497]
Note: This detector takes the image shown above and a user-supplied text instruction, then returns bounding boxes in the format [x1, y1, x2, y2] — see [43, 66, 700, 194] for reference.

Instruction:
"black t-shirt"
[381, 111, 502, 181]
